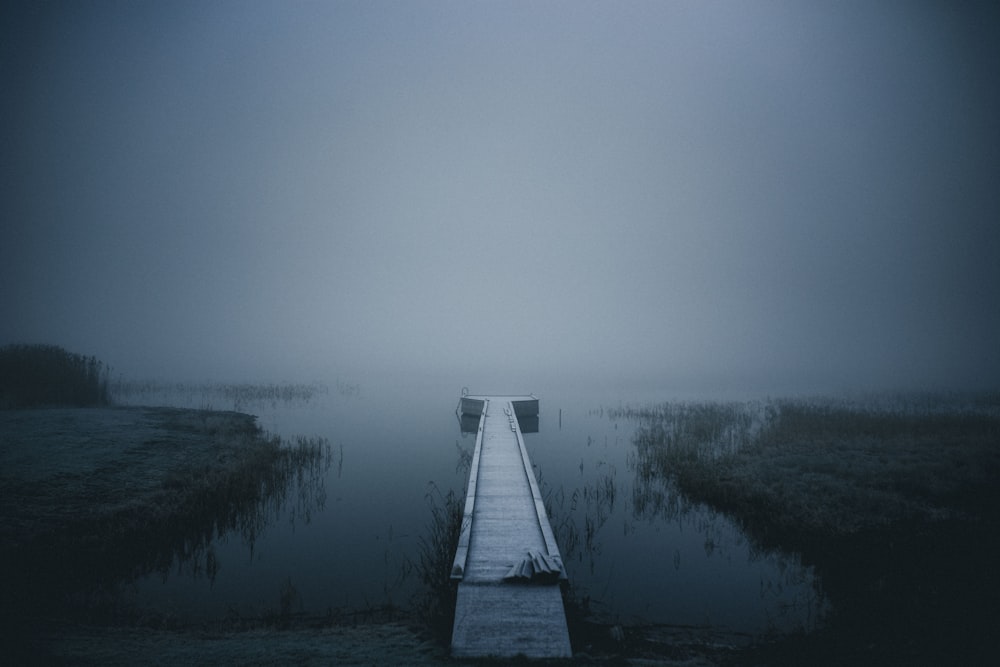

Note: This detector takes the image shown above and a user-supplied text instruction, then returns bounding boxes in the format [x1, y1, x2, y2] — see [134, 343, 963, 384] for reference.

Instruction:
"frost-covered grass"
[0, 407, 329, 627]
[621, 395, 999, 535]
[616, 393, 1000, 665]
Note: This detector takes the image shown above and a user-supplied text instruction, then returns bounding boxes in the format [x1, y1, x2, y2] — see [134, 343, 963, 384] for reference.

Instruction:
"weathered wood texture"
[451, 397, 571, 659]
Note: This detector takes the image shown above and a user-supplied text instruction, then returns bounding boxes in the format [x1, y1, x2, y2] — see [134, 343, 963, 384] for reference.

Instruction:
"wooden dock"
[450, 393, 572, 659]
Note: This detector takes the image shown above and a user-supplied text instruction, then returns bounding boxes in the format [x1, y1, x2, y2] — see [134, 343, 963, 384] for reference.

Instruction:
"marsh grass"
[0, 407, 330, 630]
[625, 397, 1000, 536]
[619, 393, 1000, 664]
[0, 344, 111, 408]
[562, 464, 617, 565]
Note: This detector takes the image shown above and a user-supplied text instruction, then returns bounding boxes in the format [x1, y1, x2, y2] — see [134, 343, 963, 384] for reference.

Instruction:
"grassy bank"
[0, 406, 329, 638]
[620, 394, 1000, 665]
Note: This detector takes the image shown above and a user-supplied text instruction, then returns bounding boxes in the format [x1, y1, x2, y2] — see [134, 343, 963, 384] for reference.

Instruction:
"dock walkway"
[450, 394, 571, 659]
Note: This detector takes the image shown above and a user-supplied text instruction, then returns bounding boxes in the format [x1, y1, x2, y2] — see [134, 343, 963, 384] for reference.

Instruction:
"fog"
[3, 1, 998, 395]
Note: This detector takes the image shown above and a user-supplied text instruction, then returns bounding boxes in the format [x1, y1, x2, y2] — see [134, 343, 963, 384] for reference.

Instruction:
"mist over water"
[2, 2, 998, 395]
[2, 4, 998, 656]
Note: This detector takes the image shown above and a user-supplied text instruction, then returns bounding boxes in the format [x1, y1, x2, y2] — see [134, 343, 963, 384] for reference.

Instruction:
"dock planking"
[450, 394, 572, 659]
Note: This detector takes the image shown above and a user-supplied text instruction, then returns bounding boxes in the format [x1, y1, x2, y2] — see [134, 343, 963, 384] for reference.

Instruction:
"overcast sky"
[2, 1, 998, 394]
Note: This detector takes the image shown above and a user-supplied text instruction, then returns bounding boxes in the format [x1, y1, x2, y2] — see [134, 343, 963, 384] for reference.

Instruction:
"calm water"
[120, 376, 823, 634]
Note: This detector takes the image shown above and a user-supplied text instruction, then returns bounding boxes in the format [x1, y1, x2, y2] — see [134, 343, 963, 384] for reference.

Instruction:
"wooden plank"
[452, 583, 571, 659]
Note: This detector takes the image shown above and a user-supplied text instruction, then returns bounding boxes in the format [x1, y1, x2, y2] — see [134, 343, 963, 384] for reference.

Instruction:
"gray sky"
[3, 1, 998, 393]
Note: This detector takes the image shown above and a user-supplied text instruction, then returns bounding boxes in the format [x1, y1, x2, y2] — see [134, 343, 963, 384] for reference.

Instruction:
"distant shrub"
[0, 344, 111, 408]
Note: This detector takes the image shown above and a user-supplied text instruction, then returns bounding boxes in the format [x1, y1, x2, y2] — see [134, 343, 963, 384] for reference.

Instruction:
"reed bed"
[0, 344, 111, 408]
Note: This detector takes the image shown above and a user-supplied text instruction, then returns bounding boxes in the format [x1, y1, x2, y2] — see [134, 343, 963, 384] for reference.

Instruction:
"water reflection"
[246, 436, 332, 547]
[88, 382, 825, 636]
[125, 432, 332, 607]
[457, 412, 538, 434]
[531, 406, 824, 634]
[542, 461, 617, 576]
[458, 412, 480, 434]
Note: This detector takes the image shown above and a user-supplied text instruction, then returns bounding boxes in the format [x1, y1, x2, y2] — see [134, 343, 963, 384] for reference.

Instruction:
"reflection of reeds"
[414, 483, 462, 643]
[453, 440, 472, 475]
[541, 460, 618, 577]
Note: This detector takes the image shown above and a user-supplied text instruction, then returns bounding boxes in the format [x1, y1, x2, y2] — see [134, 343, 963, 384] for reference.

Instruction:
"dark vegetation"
[0, 343, 110, 408]
[414, 483, 463, 643]
[618, 395, 1000, 665]
[0, 406, 330, 658]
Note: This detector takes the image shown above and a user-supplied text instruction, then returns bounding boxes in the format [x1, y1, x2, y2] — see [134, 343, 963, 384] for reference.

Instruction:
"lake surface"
[119, 375, 823, 634]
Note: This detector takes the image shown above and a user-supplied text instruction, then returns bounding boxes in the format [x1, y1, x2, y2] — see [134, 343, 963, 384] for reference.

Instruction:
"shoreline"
[9, 395, 995, 664]
[1, 407, 328, 644]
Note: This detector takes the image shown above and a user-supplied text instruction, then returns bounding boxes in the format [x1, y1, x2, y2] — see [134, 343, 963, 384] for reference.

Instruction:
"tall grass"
[0, 344, 110, 408]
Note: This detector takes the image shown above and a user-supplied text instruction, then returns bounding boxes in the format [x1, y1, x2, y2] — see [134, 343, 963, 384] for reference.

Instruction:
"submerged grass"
[616, 393, 1000, 665]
